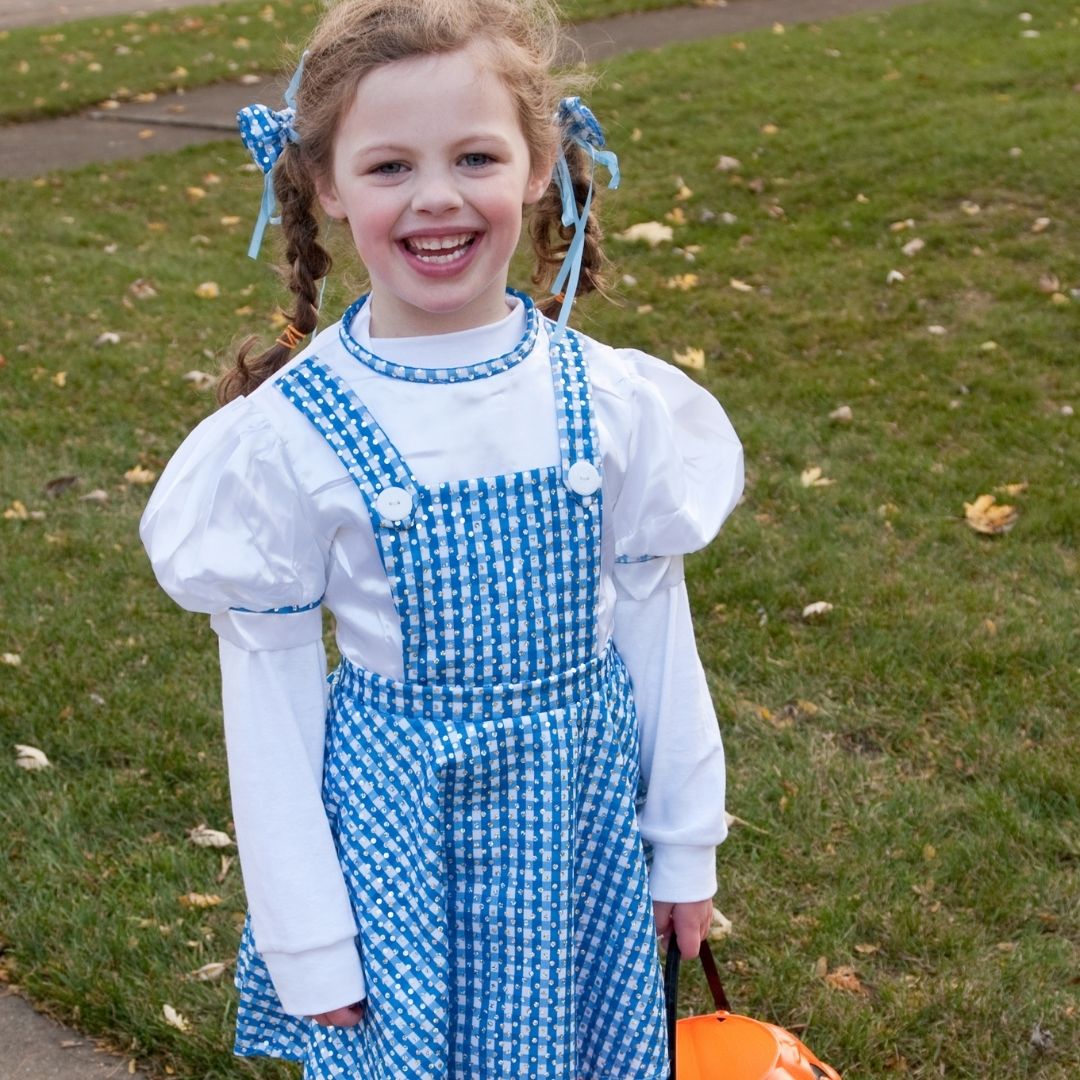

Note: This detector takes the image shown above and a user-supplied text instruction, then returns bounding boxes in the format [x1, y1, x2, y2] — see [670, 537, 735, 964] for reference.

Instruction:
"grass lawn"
[0, 0, 694, 123]
[2, 0, 1079, 1077]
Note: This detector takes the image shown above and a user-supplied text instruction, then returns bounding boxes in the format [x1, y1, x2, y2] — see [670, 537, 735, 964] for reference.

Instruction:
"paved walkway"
[1, 0, 928, 1075]
[0, 0, 930, 179]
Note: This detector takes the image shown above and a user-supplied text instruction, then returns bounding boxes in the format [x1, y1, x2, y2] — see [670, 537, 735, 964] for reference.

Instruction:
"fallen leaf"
[664, 206, 687, 226]
[886, 269, 905, 285]
[128, 279, 158, 300]
[854, 943, 880, 955]
[997, 482, 1028, 497]
[800, 466, 835, 488]
[829, 405, 853, 423]
[901, 237, 925, 257]
[182, 370, 216, 390]
[162, 1004, 190, 1033]
[190, 961, 229, 982]
[124, 466, 157, 485]
[1038, 272, 1060, 293]
[802, 601, 834, 619]
[664, 273, 699, 291]
[15, 744, 50, 770]
[673, 347, 706, 371]
[615, 221, 673, 247]
[220, 215, 242, 227]
[94, 331, 121, 347]
[187, 824, 234, 848]
[178, 892, 222, 909]
[960, 200, 981, 215]
[729, 278, 754, 293]
[927, 324, 947, 336]
[52, 371, 67, 387]
[709, 907, 733, 941]
[823, 964, 868, 995]
[890, 218, 915, 232]
[761, 123, 779, 135]
[216, 854, 235, 884]
[964, 494, 1018, 535]
[79, 490, 109, 504]
[1030, 1023, 1054, 1053]
[716, 155, 742, 172]
[194, 282, 220, 300]
[44, 475, 79, 497]
[1031, 217, 1051, 233]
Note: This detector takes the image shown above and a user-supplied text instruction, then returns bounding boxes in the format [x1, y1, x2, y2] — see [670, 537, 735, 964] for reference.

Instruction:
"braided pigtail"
[530, 139, 607, 320]
[218, 151, 330, 404]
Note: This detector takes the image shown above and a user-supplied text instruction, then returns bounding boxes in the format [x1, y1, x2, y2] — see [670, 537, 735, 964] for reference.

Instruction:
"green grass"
[2, 0, 1079, 1077]
[0, 0, 694, 123]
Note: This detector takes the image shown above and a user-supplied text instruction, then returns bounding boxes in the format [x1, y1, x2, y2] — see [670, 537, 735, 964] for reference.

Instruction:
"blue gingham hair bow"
[237, 55, 306, 259]
[550, 97, 620, 341]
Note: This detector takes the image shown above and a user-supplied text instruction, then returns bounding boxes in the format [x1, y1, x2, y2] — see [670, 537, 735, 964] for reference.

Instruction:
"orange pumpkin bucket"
[663, 938, 842, 1080]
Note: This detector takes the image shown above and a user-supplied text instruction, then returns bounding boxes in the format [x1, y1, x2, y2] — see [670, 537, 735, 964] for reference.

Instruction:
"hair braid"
[217, 148, 332, 404]
[530, 140, 608, 321]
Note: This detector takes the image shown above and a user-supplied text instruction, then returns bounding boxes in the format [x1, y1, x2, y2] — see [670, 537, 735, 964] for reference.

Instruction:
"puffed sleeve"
[140, 397, 327, 648]
[611, 350, 743, 564]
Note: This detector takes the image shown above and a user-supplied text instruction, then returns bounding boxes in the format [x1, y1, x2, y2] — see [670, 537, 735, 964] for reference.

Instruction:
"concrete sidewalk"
[0, 0, 930, 179]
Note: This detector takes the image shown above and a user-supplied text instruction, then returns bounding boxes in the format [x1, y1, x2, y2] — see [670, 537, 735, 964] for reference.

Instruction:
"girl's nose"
[411, 170, 464, 215]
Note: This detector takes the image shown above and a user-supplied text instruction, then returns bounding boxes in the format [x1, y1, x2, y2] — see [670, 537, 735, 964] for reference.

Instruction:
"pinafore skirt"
[232, 310, 669, 1079]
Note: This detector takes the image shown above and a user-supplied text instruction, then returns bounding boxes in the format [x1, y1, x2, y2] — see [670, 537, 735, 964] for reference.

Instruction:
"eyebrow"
[349, 132, 515, 164]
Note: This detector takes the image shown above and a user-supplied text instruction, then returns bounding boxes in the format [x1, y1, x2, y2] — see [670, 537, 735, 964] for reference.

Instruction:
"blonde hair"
[219, 0, 607, 403]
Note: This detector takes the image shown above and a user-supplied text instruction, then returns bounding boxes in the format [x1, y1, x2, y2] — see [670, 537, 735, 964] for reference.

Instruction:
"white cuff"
[211, 605, 323, 651]
[261, 937, 367, 1017]
[648, 843, 721, 903]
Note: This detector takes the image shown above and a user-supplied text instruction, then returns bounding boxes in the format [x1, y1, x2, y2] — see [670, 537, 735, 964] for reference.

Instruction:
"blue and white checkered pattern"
[233, 316, 668, 1078]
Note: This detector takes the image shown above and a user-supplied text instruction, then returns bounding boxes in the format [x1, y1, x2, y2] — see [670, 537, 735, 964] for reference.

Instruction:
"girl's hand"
[309, 1001, 365, 1027]
[653, 898, 714, 959]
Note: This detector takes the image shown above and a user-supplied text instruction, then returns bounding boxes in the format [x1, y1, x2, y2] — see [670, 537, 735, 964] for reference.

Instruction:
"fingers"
[669, 899, 715, 959]
[309, 1001, 366, 1027]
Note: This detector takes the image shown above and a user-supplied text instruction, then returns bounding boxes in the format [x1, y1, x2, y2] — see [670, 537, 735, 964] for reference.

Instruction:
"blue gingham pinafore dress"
[233, 304, 669, 1079]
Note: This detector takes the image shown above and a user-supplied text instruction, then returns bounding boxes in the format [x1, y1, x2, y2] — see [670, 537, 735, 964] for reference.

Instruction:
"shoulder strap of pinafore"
[276, 356, 421, 530]
[547, 326, 602, 505]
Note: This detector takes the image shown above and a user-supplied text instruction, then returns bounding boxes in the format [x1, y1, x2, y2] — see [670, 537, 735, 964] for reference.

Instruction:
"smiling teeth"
[408, 233, 473, 252]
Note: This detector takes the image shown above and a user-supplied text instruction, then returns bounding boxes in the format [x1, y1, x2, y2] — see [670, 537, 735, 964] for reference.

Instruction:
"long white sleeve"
[612, 557, 727, 903]
[218, 629, 366, 1016]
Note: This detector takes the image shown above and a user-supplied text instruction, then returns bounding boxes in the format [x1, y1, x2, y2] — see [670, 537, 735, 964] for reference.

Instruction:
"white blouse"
[141, 296, 744, 1016]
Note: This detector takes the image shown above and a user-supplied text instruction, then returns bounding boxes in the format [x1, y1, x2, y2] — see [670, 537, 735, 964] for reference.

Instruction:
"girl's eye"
[461, 153, 493, 168]
[372, 161, 406, 176]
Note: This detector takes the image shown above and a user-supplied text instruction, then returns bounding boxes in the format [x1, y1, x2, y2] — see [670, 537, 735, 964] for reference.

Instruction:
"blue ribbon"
[237, 55, 306, 260]
[549, 97, 620, 341]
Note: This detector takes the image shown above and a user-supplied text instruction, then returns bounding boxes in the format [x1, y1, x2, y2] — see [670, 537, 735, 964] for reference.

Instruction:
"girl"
[141, 0, 743, 1076]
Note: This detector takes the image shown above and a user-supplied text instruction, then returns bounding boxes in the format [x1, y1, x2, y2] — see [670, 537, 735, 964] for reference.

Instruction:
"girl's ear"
[315, 174, 348, 220]
[524, 151, 556, 207]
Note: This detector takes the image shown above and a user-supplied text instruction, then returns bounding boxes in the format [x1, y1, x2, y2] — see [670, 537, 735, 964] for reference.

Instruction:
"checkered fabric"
[233, 315, 668, 1078]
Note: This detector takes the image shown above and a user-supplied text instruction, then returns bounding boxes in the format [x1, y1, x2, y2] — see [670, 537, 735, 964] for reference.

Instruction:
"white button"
[374, 486, 412, 523]
[567, 460, 601, 496]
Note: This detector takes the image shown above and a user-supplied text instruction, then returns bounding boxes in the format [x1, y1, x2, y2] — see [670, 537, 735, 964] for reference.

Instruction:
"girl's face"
[317, 45, 551, 338]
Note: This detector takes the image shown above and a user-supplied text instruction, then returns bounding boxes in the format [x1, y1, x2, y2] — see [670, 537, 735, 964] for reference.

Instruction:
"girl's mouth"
[401, 232, 477, 266]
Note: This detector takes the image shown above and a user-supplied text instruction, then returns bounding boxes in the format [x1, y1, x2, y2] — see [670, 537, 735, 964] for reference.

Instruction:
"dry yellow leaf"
[124, 466, 157, 485]
[963, 494, 1018, 535]
[15, 744, 50, 770]
[2, 653, 21, 666]
[195, 281, 220, 300]
[4, 500, 29, 520]
[664, 273, 699, 292]
[178, 892, 222, 909]
[187, 824, 234, 848]
[800, 466, 835, 488]
[997, 482, 1028, 497]
[220, 215, 242, 227]
[674, 180, 693, 202]
[52, 371, 67, 387]
[162, 1004, 191, 1033]
[729, 278, 754, 293]
[824, 965, 868, 995]
[616, 221, 674, 247]
[663, 207, 687, 226]
[761, 123, 779, 135]
[191, 961, 229, 981]
[673, 347, 705, 371]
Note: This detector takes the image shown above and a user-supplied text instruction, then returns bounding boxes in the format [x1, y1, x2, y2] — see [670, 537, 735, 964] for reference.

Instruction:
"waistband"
[331, 644, 617, 724]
